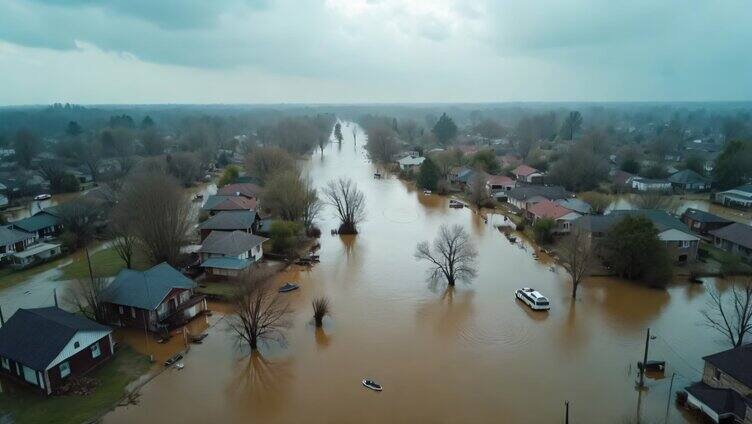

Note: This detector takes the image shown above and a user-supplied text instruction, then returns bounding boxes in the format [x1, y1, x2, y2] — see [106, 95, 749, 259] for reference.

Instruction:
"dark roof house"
[669, 169, 711, 192]
[0, 307, 113, 395]
[198, 210, 258, 241]
[710, 223, 752, 262]
[681, 208, 733, 236]
[217, 183, 261, 199]
[202, 195, 257, 214]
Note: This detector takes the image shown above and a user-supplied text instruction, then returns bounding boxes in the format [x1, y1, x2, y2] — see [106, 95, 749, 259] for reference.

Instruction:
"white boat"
[362, 379, 382, 391]
[423, 190, 432, 195]
[33, 194, 51, 201]
[174, 363, 185, 370]
[515, 287, 551, 311]
[278, 282, 299, 293]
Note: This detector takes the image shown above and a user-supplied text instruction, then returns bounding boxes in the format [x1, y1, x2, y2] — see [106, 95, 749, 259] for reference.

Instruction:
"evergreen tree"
[417, 157, 440, 190]
[432, 113, 458, 146]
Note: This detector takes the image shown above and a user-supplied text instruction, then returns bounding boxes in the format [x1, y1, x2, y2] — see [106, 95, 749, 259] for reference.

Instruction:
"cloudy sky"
[1, 0, 751, 104]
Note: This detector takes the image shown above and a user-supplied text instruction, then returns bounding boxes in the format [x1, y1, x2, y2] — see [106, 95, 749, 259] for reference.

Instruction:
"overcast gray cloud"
[0, 0, 750, 104]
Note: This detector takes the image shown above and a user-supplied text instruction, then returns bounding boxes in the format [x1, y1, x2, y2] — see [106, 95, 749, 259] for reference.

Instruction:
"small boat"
[164, 353, 184, 367]
[278, 283, 300, 293]
[638, 360, 666, 372]
[174, 363, 185, 370]
[362, 379, 382, 391]
[33, 194, 51, 201]
[532, 253, 539, 260]
[423, 190, 432, 195]
[373, 173, 382, 179]
[193, 194, 204, 201]
[549, 266, 556, 272]
[449, 199, 464, 208]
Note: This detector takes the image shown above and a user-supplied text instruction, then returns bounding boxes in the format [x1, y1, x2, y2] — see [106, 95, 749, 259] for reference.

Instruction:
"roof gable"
[102, 263, 194, 310]
[199, 230, 267, 256]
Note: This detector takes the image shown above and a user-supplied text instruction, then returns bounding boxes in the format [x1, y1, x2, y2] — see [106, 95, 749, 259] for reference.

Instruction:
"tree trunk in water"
[571, 280, 578, 299]
[250, 336, 258, 351]
[315, 318, 323, 327]
[447, 276, 455, 286]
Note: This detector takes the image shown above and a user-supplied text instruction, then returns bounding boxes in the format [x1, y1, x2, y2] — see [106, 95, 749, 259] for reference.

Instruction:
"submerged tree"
[702, 281, 752, 348]
[469, 174, 491, 208]
[263, 170, 321, 228]
[323, 177, 366, 234]
[560, 226, 595, 299]
[334, 122, 343, 143]
[415, 224, 478, 286]
[365, 127, 399, 163]
[631, 191, 677, 213]
[312, 296, 331, 327]
[227, 268, 292, 351]
[601, 215, 673, 287]
[67, 277, 109, 323]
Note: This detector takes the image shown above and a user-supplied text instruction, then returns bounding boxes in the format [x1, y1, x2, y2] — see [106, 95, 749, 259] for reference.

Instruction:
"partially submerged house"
[681, 208, 733, 237]
[202, 194, 257, 216]
[669, 169, 712, 192]
[710, 223, 752, 263]
[630, 177, 672, 192]
[101, 263, 207, 332]
[715, 185, 752, 209]
[511, 164, 544, 183]
[506, 185, 572, 212]
[555, 198, 592, 215]
[396, 154, 425, 171]
[0, 307, 113, 395]
[199, 230, 268, 277]
[10, 242, 62, 269]
[198, 210, 259, 241]
[525, 200, 581, 234]
[0, 225, 37, 263]
[10, 207, 64, 238]
[685, 344, 752, 423]
[485, 175, 516, 200]
[448, 167, 476, 187]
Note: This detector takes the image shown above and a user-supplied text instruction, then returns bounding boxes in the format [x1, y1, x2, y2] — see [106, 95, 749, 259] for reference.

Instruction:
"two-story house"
[199, 230, 268, 278]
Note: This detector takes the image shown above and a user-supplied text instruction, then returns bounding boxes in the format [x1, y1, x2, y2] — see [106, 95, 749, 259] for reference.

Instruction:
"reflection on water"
[96, 123, 724, 423]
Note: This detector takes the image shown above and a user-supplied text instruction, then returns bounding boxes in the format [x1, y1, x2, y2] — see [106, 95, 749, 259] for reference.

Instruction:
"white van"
[515, 287, 551, 311]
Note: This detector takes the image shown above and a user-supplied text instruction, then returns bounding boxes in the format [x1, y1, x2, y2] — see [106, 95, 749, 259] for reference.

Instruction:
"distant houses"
[629, 177, 671, 192]
[525, 200, 581, 234]
[511, 165, 544, 184]
[685, 344, 752, 423]
[669, 169, 711, 192]
[396, 154, 425, 171]
[0, 307, 114, 395]
[101, 263, 207, 333]
[715, 184, 752, 209]
[709, 223, 752, 263]
[506, 185, 571, 212]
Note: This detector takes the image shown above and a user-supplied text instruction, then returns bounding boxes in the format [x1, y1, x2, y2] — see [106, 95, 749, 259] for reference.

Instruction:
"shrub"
[533, 218, 555, 244]
[269, 220, 304, 255]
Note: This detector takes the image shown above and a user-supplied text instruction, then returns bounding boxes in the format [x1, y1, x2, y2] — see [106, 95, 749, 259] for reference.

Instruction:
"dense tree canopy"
[432, 113, 458, 146]
[601, 216, 673, 287]
[713, 140, 752, 189]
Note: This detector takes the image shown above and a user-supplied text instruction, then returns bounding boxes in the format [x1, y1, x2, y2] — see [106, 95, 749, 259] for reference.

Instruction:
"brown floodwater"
[19, 123, 732, 423]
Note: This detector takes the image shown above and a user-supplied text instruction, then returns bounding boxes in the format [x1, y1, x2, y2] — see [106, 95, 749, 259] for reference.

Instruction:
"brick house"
[686, 344, 752, 423]
[0, 307, 114, 395]
[681, 208, 733, 237]
[101, 263, 207, 333]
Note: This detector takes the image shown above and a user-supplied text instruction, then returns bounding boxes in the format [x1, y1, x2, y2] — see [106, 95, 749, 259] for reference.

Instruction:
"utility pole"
[565, 401, 570, 424]
[0, 305, 4, 326]
[53, 288, 58, 307]
[664, 372, 676, 424]
[639, 328, 651, 388]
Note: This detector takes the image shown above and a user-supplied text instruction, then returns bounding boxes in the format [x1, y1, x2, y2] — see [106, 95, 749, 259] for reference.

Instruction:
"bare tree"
[57, 199, 101, 249]
[579, 192, 611, 215]
[262, 170, 322, 228]
[365, 127, 399, 164]
[38, 160, 67, 193]
[312, 296, 330, 327]
[323, 177, 366, 234]
[415, 224, 478, 286]
[108, 206, 138, 269]
[560, 226, 595, 299]
[631, 191, 677, 213]
[245, 146, 296, 184]
[469, 174, 491, 208]
[702, 281, 752, 348]
[67, 277, 109, 323]
[227, 268, 292, 351]
[116, 171, 192, 266]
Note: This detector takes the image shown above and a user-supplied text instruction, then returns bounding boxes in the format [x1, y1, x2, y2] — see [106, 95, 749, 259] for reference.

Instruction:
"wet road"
[14, 122, 733, 423]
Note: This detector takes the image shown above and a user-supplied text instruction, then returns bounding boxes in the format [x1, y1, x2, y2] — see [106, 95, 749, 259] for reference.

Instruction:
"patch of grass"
[0, 347, 151, 424]
[701, 242, 752, 275]
[196, 281, 238, 300]
[59, 247, 150, 281]
[0, 256, 71, 290]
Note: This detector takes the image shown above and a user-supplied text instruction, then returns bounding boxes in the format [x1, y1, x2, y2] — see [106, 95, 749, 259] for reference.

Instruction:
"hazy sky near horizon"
[1, 0, 751, 105]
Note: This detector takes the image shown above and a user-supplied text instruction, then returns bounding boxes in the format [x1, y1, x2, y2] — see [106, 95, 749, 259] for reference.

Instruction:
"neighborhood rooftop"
[507, 185, 571, 201]
[102, 263, 195, 311]
[216, 183, 261, 198]
[703, 344, 752, 389]
[0, 307, 111, 371]
[202, 195, 257, 211]
[199, 230, 268, 256]
[682, 208, 731, 224]
[709, 223, 752, 250]
[199, 210, 257, 231]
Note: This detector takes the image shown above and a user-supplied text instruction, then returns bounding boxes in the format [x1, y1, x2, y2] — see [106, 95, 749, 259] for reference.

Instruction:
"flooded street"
[14, 122, 723, 423]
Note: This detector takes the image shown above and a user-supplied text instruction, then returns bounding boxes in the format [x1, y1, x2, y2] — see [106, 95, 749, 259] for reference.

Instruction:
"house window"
[74, 341, 80, 349]
[131, 307, 136, 319]
[118, 306, 124, 314]
[59, 361, 71, 379]
[22, 366, 37, 385]
[1, 357, 9, 370]
[714, 368, 722, 381]
[90, 342, 101, 359]
[682, 241, 690, 248]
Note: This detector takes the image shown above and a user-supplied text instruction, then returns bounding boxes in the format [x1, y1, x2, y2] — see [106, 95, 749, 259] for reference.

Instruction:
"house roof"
[703, 344, 752, 388]
[609, 209, 693, 234]
[199, 230, 267, 256]
[632, 177, 670, 185]
[685, 382, 749, 419]
[202, 195, 257, 212]
[102, 263, 195, 310]
[12, 242, 60, 259]
[574, 215, 619, 233]
[486, 175, 514, 186]
[397, 155, 425, 166]
[669, 169, 710, 185]
[217, 183, 261, 199]
[0, 225, 34, 246]
[200, 257, 252, 270]
[0, 307, 111, 371]
[528, 200, 577, 220]
[199, 211, 257, 231]
[512, 164, 540, 177]
[710, 223, 752, 250]
[682, 208, 732, 224]
[556, 198, 592, 215]
[507, 185, 571, 202]
[719, 185, 752, 201]
[10, 212, 61, 233]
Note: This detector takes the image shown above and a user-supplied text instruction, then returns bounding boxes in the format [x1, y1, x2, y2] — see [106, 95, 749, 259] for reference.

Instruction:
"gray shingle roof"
[710, 223, 752, 250]
[682, 208, 731, 224]
[11, 212, 61, 233]
[0, 225, 34, 246]
[669, 169, 710, 184]
[102, 263, 195, 310]
[609, 209, 692, 233]
[703, 344, 752, 388]
[685, 382, 748, 419]
[0, 307, 111, 371]
[507, 185, 571, 202]
[199, 211, 256, 231]
[574, 215, 620, 233]
[199, 231, 267, 256]
[200, 257, 251, 270]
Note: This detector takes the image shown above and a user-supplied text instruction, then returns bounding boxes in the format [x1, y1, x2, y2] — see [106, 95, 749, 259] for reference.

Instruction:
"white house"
[630, 177, 672, 192]
[199, 230, 268, 277]
[396, 155, 425, 171]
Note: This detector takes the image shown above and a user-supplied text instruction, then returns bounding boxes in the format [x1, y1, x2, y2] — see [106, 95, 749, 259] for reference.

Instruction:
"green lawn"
[0, 256, 71, 290]
[0, 347, 151, 424]
[59, 247, 150, 281]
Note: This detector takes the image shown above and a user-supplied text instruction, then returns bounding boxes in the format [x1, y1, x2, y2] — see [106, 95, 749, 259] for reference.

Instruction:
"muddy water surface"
[98, 123, 726, 424]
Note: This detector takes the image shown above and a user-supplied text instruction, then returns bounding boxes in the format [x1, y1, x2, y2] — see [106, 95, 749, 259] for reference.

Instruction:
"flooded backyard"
[0, 123, 733, 423]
